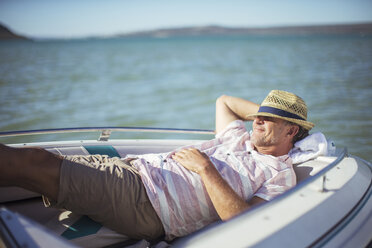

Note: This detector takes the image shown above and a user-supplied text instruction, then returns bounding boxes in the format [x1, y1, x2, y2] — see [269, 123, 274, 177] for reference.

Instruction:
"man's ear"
[287, 125, 299, 137]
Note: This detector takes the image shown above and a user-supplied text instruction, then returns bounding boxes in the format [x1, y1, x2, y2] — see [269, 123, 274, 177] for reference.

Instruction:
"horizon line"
[3, 21, 372, 40]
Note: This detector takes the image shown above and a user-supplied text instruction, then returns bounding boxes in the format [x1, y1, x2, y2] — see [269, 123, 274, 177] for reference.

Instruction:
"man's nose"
[254, 116, 264, 124]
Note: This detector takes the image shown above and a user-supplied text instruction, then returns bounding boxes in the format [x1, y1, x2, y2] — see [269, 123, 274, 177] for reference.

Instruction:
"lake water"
[0, 35, 371, 162]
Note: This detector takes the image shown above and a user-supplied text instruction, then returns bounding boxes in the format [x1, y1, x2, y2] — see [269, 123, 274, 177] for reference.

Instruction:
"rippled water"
[0, 35, 371, 161]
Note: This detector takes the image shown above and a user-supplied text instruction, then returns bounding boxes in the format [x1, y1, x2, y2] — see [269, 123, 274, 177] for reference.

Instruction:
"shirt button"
[163, 159, 167, 162]
[227, 153, 230, 156]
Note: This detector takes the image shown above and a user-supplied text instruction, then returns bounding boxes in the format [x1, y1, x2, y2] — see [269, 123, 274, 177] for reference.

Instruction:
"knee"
[10, 146, 62, 184]
[22, 147, 62, 165]
[29, 148, 63, 181]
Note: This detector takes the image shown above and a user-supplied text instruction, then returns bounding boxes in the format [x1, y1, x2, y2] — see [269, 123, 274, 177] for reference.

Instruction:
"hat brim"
[247, 112, 315, 130]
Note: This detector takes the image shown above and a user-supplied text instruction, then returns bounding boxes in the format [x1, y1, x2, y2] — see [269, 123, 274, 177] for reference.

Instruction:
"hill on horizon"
[0, 24, 29, 40]
[118, 23, 372, 38]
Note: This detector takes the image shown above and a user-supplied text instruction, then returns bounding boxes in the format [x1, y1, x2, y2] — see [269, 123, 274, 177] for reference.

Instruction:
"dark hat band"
[258, 106, 306, 121]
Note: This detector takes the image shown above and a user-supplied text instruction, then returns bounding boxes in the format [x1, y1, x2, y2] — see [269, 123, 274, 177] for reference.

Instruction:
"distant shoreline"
[1, 22, 372, 41]
[118, 23, 372, 39]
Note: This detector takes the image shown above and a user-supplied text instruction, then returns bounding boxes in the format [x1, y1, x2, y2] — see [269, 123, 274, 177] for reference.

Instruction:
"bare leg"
[0, 143, 62, 201]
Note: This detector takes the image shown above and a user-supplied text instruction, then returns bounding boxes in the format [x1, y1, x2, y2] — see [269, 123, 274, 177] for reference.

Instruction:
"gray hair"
[285, 121, 309, 144]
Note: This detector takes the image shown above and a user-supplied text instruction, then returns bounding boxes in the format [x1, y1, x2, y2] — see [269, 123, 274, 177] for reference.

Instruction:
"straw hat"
[247, 90, 314, 130]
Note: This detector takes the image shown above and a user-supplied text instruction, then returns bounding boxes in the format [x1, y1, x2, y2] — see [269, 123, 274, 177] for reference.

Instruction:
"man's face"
[251, 116, 290, 147]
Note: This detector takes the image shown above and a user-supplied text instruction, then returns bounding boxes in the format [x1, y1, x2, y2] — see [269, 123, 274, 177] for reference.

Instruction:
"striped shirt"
[131, 120, 296, 240]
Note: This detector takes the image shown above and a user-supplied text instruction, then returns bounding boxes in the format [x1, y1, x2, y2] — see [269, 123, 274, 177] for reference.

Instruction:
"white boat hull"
[0, 133, 371, 247]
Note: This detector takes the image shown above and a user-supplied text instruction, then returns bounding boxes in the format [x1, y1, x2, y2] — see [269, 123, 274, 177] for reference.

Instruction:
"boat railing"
[0, 127, 215, 141]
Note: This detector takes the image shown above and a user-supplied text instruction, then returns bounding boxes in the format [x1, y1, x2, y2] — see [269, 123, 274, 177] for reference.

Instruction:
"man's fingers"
[174, 150, 186, 157]
[174, 149, 190, 157]
[181, 148, 199, 154]
[172, 151, 186, 160]
[172, 148, 204, 162]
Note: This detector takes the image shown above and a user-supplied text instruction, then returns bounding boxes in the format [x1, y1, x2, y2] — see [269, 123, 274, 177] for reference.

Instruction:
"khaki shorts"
[43, 155, 164, 240]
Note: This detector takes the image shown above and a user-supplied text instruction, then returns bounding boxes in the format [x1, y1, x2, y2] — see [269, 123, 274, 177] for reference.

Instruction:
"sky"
[0, 0, 372, 39]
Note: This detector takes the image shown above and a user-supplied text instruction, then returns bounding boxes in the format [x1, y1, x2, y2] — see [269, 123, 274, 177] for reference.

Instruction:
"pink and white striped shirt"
[131, 120, 296, 240]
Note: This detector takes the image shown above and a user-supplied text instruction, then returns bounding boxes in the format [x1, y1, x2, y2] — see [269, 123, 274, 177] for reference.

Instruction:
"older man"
[0, 90, 314, 240]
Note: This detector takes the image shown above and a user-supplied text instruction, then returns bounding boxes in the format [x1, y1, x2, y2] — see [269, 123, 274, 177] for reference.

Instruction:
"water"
[0, 35, 371, 161]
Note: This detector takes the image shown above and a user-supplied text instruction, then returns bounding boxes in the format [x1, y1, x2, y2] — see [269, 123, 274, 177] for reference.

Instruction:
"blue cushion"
[61, 216, 102, 240]
[84, 145, 121, 158]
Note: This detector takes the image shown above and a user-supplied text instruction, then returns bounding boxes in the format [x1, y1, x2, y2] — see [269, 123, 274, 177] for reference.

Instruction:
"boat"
[0, 127, 371, 248]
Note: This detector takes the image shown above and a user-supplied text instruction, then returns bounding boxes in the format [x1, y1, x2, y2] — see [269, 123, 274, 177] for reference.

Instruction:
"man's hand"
[172, 148, 212, 174]
[172, 147, 266, 220]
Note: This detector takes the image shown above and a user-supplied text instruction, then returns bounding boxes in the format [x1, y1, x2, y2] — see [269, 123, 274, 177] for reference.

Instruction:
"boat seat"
[293, 156, 336, 183]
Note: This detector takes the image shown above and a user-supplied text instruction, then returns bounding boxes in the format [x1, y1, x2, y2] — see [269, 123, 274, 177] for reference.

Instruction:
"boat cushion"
[83, 145, 121, 158]
[293, 156, 335, 183]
